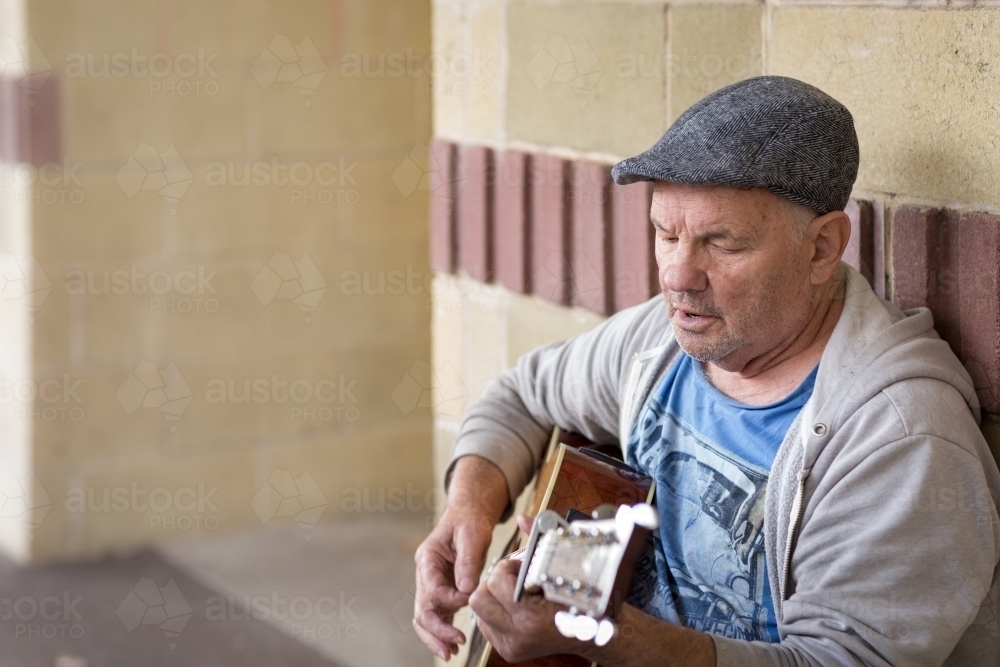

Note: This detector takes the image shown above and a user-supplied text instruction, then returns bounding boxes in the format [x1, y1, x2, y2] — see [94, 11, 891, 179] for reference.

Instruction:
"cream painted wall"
[430, 0, 1000, 455]
[427, 3, 1000, 666]
[0, 0, 435, 563]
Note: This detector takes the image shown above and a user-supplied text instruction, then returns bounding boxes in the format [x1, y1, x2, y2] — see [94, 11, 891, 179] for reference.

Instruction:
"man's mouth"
[671, 305, 719, 330]
[676, 306, 712, 318]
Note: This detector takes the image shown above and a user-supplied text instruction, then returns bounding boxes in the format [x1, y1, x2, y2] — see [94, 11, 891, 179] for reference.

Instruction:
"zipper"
[779, 468, 810, 621]
[619, 352, 643, 450]
[619, 347, 669, 446]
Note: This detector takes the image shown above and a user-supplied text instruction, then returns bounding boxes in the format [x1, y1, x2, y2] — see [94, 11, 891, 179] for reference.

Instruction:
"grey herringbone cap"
[611, 76, 859, 214]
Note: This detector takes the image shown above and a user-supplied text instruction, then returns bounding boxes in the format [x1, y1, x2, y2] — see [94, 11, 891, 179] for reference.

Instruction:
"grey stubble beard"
[668, 259, 812, 367]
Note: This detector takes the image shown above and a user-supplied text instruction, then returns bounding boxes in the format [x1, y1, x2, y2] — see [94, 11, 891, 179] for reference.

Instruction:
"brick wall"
[429, 0, 1000, 514]
[430, 139, 659, 315]
[430, 3, 1000, 664]
[431, 137, 1000, 431]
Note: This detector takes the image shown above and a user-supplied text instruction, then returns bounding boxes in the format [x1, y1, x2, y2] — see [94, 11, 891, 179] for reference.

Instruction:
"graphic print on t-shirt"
[628, 403, 772, 641]
[625, 354, 816, 643]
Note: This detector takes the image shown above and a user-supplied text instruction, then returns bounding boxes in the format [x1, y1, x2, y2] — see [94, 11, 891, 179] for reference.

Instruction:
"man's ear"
[808, 210, 851, 285]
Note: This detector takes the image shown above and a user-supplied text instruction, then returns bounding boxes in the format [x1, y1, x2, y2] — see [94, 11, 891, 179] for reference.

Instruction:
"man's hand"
[469, 558, 576, 663]
[472, 556, 718, 667]
[413, 456, 510, 661]
[469, 515, 716, 667]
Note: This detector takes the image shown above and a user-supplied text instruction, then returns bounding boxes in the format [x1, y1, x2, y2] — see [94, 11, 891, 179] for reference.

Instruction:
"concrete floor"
[0, 549, 340, 667]
[161, 512, 434, 667]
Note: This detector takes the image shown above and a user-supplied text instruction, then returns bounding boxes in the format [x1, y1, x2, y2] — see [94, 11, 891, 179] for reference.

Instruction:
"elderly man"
[413, 76, 1000, 666]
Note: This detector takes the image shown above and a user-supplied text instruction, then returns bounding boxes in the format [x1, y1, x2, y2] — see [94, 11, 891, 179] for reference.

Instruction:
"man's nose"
[660, 242, 708, 293]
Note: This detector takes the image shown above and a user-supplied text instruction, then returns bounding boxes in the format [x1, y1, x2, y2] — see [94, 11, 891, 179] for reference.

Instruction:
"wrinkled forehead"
[649, 181, 787, 231]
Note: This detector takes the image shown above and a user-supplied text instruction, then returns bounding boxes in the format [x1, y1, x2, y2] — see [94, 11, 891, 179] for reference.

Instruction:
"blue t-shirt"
[625, 353, 818, 642]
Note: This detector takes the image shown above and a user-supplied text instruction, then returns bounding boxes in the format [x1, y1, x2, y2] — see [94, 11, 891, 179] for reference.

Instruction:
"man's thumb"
[454, 523, 490, 595]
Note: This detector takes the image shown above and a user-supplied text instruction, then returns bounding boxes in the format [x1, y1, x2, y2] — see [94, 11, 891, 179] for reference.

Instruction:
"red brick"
[934, 209, 963, 360]
[569, 162, 612, 315]
[494, 151, 530, 294]
[0, 80, 20, 163]
[844, 199, 875, 289]
[844, 199, 887, 298]
[0, 74, 60, 166]
[429, 139, 457, 273]
[529, 155, 570, 304]
[955, 212, 1000, 413]
[891, 206, 1000, 413]
[28, 73, 61, 165]
[890, 206, 938, 311]
[611, 181, 656, 311]
[872, 202, 886, 299]
[456, 145, 493, 282]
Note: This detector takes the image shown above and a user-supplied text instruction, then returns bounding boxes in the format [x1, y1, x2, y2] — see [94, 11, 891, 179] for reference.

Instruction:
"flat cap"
[611, 76, 859, 214]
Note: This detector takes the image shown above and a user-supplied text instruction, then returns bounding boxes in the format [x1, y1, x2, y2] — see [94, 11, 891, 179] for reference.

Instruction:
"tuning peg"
[555, 611, 617, 646]
[595, 618, 615, 646]
[591, 504, 616, 520]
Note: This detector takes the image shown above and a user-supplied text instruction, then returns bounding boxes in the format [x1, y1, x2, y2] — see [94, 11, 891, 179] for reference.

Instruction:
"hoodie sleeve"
[445, 297, 667, 508]
[714, 389, 1000, 667]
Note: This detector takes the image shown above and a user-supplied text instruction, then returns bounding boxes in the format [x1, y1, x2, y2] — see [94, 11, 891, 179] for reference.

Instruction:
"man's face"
[650, 182, 816, 372]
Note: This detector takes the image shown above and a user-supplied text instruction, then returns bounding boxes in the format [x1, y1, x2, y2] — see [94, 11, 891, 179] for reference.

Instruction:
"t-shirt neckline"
[688, 353, 819, 411]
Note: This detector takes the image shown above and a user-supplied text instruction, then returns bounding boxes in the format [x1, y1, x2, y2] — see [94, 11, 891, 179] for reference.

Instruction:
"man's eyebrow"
[650, 219, 745, 242]
[701, 229, 741, 241]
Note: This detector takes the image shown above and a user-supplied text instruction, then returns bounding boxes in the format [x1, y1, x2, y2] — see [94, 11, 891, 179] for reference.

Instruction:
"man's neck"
[704, 279, 845, 405]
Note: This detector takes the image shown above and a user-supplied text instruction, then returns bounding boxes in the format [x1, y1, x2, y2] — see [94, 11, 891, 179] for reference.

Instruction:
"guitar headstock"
[512, 503, 658, 646]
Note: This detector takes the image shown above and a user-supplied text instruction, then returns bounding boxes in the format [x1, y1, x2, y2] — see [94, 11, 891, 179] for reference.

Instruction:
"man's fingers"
[416, 573, 467, 611]
[412, 513, 499, 660]
[453, 522, 491, 595]
[470, 581, 513, 635]
[413, 539, 472, 655]
[486, 558, 521, 601]
[516, 513, 533, 535]
[413, 619, 454, 661]
[415, 543, 469, 610]
[415, 606, 466, 645]
[413, 564, 468, 647]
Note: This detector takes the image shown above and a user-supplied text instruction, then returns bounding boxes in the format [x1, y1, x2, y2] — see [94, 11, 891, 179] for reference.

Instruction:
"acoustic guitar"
[465, 427, 656, 667]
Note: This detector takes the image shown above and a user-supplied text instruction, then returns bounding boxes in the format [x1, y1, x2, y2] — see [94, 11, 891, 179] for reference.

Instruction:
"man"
[414, 76, 1000, 666]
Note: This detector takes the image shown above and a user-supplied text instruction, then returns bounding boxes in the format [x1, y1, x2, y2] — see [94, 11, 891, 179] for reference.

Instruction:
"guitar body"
[465, 429, 655, 667]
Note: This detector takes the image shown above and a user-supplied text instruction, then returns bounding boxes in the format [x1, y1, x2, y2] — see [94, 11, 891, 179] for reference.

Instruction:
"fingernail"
[459, 577, 475, 593]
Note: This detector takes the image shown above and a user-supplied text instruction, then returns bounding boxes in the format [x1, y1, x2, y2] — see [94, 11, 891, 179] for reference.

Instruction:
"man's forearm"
[446, 455, 510, 523]
[581, 605, 716, 667]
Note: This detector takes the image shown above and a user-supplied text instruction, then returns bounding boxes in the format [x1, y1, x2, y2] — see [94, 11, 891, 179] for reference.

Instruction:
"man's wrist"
[445, 455, 511, 523]
[580, 605, 716, 667]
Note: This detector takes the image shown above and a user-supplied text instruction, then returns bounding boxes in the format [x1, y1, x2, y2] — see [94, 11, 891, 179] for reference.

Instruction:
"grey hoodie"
[450, 265, 1000, 666]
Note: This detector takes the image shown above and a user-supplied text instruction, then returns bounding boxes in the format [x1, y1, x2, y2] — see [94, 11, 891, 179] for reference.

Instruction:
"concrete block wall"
[0, 0, 435, 563]
[430, 0, 1000, 498]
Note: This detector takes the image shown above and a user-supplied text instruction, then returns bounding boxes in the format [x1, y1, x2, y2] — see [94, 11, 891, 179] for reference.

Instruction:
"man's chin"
[674, 330, 737, 366]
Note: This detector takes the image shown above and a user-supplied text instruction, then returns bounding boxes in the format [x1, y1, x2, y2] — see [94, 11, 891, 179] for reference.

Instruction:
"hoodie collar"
[797, 264, 980, 468]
